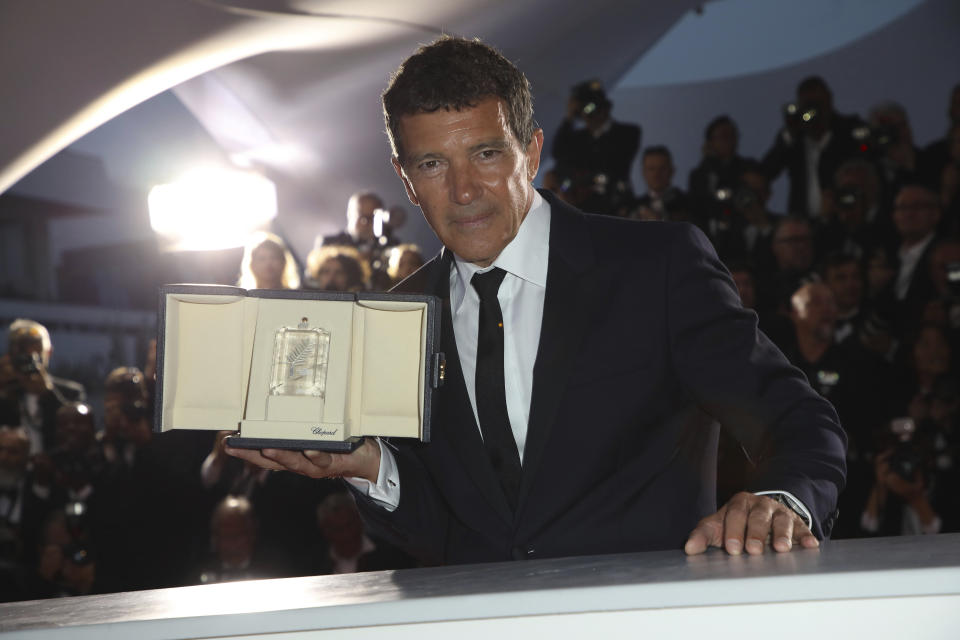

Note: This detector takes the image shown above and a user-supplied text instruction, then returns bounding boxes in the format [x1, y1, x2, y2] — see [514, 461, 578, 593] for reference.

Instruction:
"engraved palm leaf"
[286, 339, 316, 378]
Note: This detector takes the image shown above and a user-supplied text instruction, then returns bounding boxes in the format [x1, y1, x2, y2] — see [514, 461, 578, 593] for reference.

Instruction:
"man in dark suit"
[551, 80, 641, 216]
[762, 76, 864, 217]
[228, 37, 846, 563]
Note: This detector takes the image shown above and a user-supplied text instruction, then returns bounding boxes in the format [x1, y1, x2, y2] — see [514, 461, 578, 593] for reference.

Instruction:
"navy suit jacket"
[355, 189, 846, 565]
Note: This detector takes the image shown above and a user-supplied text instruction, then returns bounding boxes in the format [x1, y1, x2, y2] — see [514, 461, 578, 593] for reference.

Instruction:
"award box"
[154, 284, 443, 452]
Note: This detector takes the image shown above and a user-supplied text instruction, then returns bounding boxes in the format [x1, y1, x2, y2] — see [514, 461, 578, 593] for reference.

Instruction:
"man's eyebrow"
[469, 138, 509, 153]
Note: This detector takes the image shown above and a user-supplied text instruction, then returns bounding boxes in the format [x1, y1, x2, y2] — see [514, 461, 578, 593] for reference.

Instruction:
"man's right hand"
[225, 436, 382, 483]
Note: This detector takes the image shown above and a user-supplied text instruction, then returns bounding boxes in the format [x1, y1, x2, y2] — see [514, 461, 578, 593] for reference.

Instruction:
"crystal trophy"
[269, 317, 330, 397]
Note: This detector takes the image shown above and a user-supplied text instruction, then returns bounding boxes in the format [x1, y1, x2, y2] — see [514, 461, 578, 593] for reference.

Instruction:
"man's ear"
[525, 129, 544, 182]
[392, 157, 420, 206]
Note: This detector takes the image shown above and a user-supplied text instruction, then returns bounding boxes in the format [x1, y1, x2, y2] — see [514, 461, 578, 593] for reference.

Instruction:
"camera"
[571, 80, 610, 119]
[11, 351, 41, 375]
[783, 102, 820, 129]
[888, 417, 923, 481]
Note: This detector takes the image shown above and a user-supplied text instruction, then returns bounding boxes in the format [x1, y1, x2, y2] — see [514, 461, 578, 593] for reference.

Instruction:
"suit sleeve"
[349, 442, 451, 565]
[665, 223, 847, 538]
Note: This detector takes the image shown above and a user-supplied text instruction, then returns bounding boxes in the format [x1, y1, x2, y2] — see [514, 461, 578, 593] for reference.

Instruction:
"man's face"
[250, 243, 285, 289]
[9, 336, 49, 392]
[315, 257, 351, 292]
[824, 263, 863, 314]
[893, 186, 940, 243]
[392, 98, 542, 267]
[708, 122, 737, 159]
[642, 154, 674, 194]
[349, 196, 379, 241]
[773, 221, 813, 272]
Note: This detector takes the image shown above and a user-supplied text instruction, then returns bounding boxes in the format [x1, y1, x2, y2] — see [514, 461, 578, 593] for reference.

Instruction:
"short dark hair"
[382, 36, 535, 161]
[797, 75, 831, 97]
[642, 145, 672, 162]
[704, 115, 738, 141]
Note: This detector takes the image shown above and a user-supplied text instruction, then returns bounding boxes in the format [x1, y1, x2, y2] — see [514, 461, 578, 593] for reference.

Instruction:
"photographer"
[551, 79, 641, 215]
[817, 158, 896, 261]
[629, 146, 690, 222]
[0, 320, 85, 454]
[709, 160, 778, 270]
[860, 371, 960, 537]
[688, 115, 749, 226]
[867, 101, 928, 195]
[762, 76, 865, 217]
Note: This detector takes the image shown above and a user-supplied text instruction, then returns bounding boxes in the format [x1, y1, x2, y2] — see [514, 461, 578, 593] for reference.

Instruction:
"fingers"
[224, 445, 289, 471]
[687, 493, 820, 556]
[770, 510, 795, 552]
[684, 506, 726, 555]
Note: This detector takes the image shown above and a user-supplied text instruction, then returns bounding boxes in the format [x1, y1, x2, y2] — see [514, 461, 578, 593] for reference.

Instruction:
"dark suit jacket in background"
[354, 190, 847, 566]
[761, 114, 865, 215]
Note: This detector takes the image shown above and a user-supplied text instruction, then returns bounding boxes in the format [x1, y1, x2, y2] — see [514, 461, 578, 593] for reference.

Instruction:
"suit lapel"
[427, 250, 516, 525]
[517, 193, 607, 516]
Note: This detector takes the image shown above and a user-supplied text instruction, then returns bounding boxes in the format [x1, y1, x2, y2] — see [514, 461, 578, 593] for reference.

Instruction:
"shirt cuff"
[754, 490, 813, 529]
[344, 437, 400, 512]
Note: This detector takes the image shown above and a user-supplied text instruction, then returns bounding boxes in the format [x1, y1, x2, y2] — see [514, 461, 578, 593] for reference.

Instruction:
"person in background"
[688, 115, 748, 227]
[629, 146, 690, 223]
[310, 491, 416, 575]
[304, 245, 370, 292]
[386, 244, 425, 285]
[551, 79, 641, 215]
[197, 496, 275, 584]
[817, 158, 894, 261]
[315, 191, 398, 267]
[0, 320, 85, 454]
[861, 327, 957, 537]
[0, 424, 59, 598]
[238, 231, 300, 290]
[887, 184, 942, 337]
[868, 102, 925, 187]
[756, 216, 819, 328]
[762, 76, 865, 217]
[710, 160, 778, 269]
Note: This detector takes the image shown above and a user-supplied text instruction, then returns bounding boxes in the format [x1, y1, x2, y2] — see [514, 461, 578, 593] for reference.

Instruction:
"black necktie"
[471, 268, 522, 510]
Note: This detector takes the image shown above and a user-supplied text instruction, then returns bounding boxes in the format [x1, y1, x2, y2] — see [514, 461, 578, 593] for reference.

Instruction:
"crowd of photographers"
[552, 76, 960, 540]
[1, 74, 958, 601]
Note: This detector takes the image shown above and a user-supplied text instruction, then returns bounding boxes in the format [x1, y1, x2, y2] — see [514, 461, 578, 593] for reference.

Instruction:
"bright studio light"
[148, 166, 277, 251]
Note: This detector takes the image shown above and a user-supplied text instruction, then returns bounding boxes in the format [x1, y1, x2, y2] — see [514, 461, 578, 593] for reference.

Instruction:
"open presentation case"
[154, 284, 443, 452]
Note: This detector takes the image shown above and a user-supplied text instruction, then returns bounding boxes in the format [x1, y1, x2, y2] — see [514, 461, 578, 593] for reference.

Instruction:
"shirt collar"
[450, 190, 550, 308]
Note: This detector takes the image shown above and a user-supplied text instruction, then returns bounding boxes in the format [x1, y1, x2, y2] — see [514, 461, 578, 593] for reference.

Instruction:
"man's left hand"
[684, 492, 819, 555]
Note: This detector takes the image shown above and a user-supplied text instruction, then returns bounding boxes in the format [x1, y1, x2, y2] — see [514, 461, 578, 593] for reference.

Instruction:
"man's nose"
[448, 162, 481, 206]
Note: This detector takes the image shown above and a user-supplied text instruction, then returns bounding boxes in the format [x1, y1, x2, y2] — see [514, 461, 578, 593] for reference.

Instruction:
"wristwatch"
[767, 492, 812, 528]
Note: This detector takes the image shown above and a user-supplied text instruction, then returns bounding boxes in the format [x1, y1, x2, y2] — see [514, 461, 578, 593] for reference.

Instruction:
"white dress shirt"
[895, 232, 935, 300]
[803, 131, 831, 217]
[348, 192, 550, 508]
